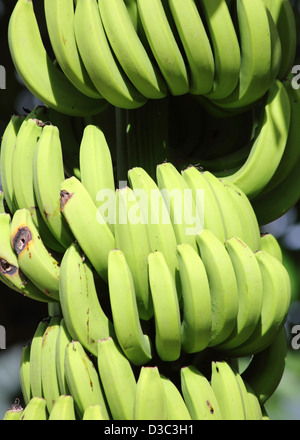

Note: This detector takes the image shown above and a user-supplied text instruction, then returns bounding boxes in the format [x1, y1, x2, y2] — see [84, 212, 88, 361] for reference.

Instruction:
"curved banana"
[98, 0, 167, 99]
[0, 114, 25, 214]
[97, 337, 137, 420]
[33, 124, 74, 249]
[195, 229, 239, 346]
[214, 236, 263, 351]
[41, 316, 61, 414]
[168, 0, 214, 95]
[160, 374, 191, 420]
[19, 343, 31, 407]
[134, 366, 167, 420]
[176, 243, 211, 353]
[148, 251, 181, 362]
[74, 0, 147, 109]
[60, 176, 115, 282]
[10, 209, 61, 302]
[107, 249, 152, 366]
[212, 0, 272, 110]
[200, 0, 241, 100]
[136, 0, 189, 95]
[44, 0, 101, 99]
[56, 318, 72, 396]
[222, 79, 291, 199]
[114, 186, 152, 320]
[19, 397, 47, 421]
[242, 326, 287, 404]
[260, 233, 282, 262]
[8, 0, 106, 116]
[59, 243, 114, 358]
[64, 340, 110, 419]
[29, 318, 50, 398]
[181, 166, 226, 244]
[211, 360, 246, 420]
[48, 395, 76, 421]
[180, 365, 222, 420]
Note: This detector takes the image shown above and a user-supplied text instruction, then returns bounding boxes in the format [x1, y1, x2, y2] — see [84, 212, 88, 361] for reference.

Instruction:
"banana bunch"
[7, 0, 296, 114]
[9, 321, 288, 420]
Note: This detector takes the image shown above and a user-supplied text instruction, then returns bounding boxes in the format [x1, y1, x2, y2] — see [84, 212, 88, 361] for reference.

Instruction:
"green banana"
[30, 318, 50, 398]
[59, 243, 114, 358]
[19, 343, 31, 407]
[134, 366, 167, 420]
[8, 0, 106, 116]
[3, 406, 24, 420]
[160, 374, 192, 420]
[82, 405, 109, 420]
[48, 395, 76, 420]
[107, 249, 152, 366]
[56, 318, 72, 396]
[19, 397, 47, 421]
[148, 251, 181, 362]
[97, 337, 137, 420]
[260, 233, 283, 262]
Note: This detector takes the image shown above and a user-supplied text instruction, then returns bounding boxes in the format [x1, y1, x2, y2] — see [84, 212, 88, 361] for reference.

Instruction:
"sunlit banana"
[33, 123, 74, 249]
[8, 0, 106, 116]
[214, 236, 263, 351]
[60, 176, 115, 282]
[59, 243, 114, 358]
[134, 366, 167, 420]
[56, 318, 72, 396]
[74, 0, 146, 109]
[160, 374, 191, 420]
[148, 251, 181, 362]
[176, 243, 211, 353]
[10, 209, 60, 302]
[244, 382, 264, 420]
[97, 337, 137, 420]
[44, 0, 101, 99]
[136, 0, 189, 95]
[0, 114, 25, 214]
[30, 318, 50, 398]
[19, 343, 31, 406]
[211, 360, 246, 420]
[114, 186, 152, 320]
[260, 233, 283, 262]
[64, 340, 110, 419]
[82, 405, 109, 420]
[180, 365, 222, 420]
[234, 371, 260, 420]
[107, 249, 152, 366]
[200, 0, 241, 100]
[48, 395, 76, 421]
[19, 397, 47, 421]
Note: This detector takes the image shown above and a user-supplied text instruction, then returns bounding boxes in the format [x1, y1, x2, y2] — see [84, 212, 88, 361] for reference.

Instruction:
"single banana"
[136, 0, 189, 96]
[114, 186, 152, 320]
[134, 366, 167, 420]
[82, 405, 109, 420]
[260, 233, 283, 262]
[156, 162, 201, 250]
[41, 316, 62, 414]
[181, 166, 226, 244]
[160, 374, 191, 420]
[176, 243, 212, 353]
[33, 123, 74, 249]
[98, 0, 167, 99]
[74, 0, 147, 109]
[234, 371, 259, 420]
[244, 382, 264, 420]
[60, 176, 115, 282]
[0, 114, 25, 214]
[263, 0, 297, 80]
[242, 326, 287, 404]
[19, 397, 47, 421]
[0, 213, 53, 302]
[10, 209, 61, 302]
[211, 361, 246, 420]
[97, 337, 137, 420]
[148, 251, 181, 362]
[56, 318, 72, 396]
[44, 0, 101, 99]
[224, 250, 291, 357]
[3, 406, 24, 420]
[168, 0, 215, 95]
[59, 243, 114, 358]
[30, 318, 50, 398]
[180, 365, 222, 420]
[214, 236, 263, 351]
[223, 79, 291, 199]
[212, 0, 272, 110]
[19, 343, 31, 407]
[107, 249, 152, 366]
[48, 395, 76, 421]
[195, 229, 239, 346]
[64, 340, 110, 419]
[8, 0, 106, 116]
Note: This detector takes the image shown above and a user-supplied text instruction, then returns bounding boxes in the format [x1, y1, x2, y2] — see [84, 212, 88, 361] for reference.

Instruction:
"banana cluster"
[7, 0, 296, 114]
[4, 318, 288, 420]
